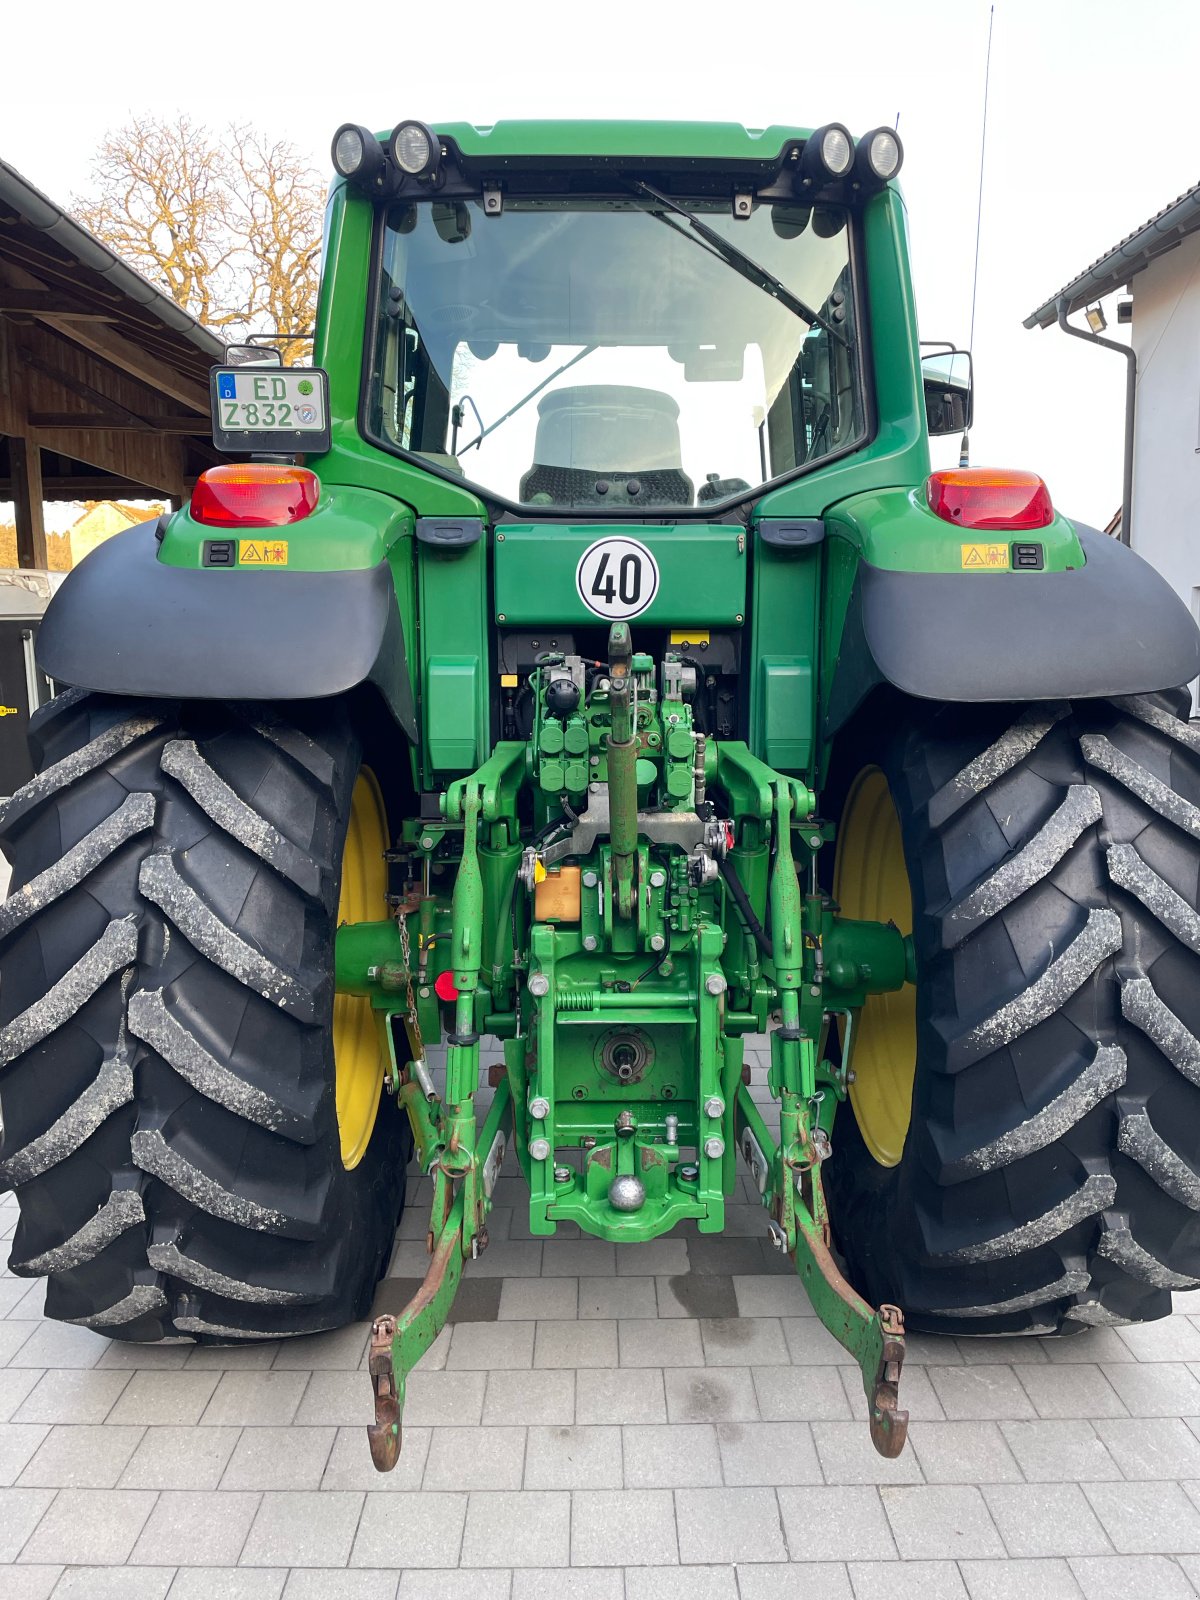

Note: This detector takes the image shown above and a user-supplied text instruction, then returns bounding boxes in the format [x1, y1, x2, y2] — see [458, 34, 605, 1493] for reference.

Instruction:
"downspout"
[1055, 295, 1135, 545]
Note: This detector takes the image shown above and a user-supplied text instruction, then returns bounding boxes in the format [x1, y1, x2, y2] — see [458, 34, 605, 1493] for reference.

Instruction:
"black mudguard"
[36, 523, 417, 737]
[827, 526, 1200, 732]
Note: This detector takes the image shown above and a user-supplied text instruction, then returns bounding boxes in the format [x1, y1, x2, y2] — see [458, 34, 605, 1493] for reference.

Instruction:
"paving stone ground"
[5, 1028, 1200, 1599]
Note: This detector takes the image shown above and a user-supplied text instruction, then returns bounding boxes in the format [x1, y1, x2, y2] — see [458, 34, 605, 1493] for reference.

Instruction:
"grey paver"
[220, 1426, 336, 1491]
[909, 1421, 1024, 1484]
[351, 1491, 467, 1568]
[108, 1370, 222, 1427]
[572, 1488, 677, 1566]
[674, 1486, 787, 1564]
[751, 1365, 851, 1421]
[812, 1419, 924, 1484]
[731, 1275, 814, 1318]
[270, 1323, 369, 1371]
[958, 1557, 1085, 1598]
[842, 1363, 947, 1422]
[1094, 1415, 1200, 1479]
[624, 1566, 739, 1599]
[447, 1320, 534, 1370]
[18, 1487, 156, 1566]
[14, 1369, 131, 1425]
[0, 1567, 62, 1600]
[541, 1242, 615, 1277]
[200, 1372, 308, 1428]
[735, 1565, 853, 1599]
[998, 1420, 1121, 1485]
[241, 1490, 365, 1568]
[847, 1561, 969, 1598]
[618, 1319, 703, 1368]
[579, 1278, 657, 1320]
[512, 1568, 622, 1600]
[423, 1425, 526, 1490]
[498, 1279, 579, 1321]
[1118, 1318, 1200, 1362]
[321, 1425, 430, 1492]
[622, 1424, 722, 1488]
[283, 1573, 399, 1599]
[524, 1424, 621, 1489]
[167, 1571, 287, 1599]
[0, 1486, 56, 1562]
[1106, 1361, 1200, 1415]
[1082, 1479, 1200, 1554]
[1069, 1554, 1197, 1598]
[780, 1316, 858, 1365]
[717, 1419, 822, 1485]
[663, 1366, 758, 1423]
[119, 1425, 242, 1490]
[535, 1320, 617, 1369]
[576, 1368, 663, 1425]
[0, 1423, 48, 1486]
[881, 1485, 1005, 1559]
[17, 1423, 142, 1488]
[131, 1490, 261, 1566]
[927, 1365, 1038, 1421]
[52, 1569, 174, 1600]
[982, 1483, 1112, 1558]
[393, 1370, 486, 1427]
[0, 1370, 39, 1424]
[485, 1369, 574, 1426]
[1016, 1364, 1128, 1420]
[778, 1484, 896, 1560]
[5, 1321, 106, 1370]
[461, 1489, 572, 1568]
[699, 1316, 789, 1367]
[398, 1574, 505, 1600]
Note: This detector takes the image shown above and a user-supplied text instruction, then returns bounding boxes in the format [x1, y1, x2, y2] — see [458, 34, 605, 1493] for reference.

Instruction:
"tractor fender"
[826, 526, 1200, 732]
[36, 522, 417, 737]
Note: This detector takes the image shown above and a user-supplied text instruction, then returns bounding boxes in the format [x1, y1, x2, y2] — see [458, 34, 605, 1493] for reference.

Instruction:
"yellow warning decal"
[670, 629, 710, 647]
[960, 542, 1009, 570]
[239, 539, 289, 566]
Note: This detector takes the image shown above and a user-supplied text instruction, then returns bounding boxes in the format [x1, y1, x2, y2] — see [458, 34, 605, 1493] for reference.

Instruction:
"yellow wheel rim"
[833, 767, 916, 1168]
[333, 768, 388, 1169]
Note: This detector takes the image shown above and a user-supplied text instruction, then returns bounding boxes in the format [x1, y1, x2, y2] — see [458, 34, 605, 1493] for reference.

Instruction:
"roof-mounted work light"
[331, 124, 384, 184]
[800, 123, 855, 186]
[855, 126, 904, 184]
[390, 120, 440, 180]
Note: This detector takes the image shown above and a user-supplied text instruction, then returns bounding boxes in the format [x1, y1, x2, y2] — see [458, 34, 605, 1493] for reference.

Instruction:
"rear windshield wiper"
[631, 179, 849, 348]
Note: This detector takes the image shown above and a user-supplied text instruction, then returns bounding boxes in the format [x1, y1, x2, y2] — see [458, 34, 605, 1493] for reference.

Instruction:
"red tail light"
[192, 464, 319, 528]
[925, 468, 1053, 532]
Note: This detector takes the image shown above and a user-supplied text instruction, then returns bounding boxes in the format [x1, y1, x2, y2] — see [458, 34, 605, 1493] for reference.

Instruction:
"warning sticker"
[239, 539, 289, 566]
[960, 542, 1009, 570]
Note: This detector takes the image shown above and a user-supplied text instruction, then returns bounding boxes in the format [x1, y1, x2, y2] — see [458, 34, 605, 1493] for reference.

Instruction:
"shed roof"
[1024, 180, 1200, 330]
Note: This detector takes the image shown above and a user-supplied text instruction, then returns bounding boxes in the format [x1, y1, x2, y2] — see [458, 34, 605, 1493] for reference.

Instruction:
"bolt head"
[554, 1165, 573, 1184]
[418, 986, 430, 999]
[703, 1096, 724, 1120]
[703, 1136, 725, 1160]
[608, 1174, 646, 1212]
[529, 1137, 551, 1161]
[649, 933, 666, 952]
[528, 973, 550, 997]
[582, 870, 598, 888]
[649, 870, 666, 888]
[420, 835, 434, 850]
[529, 1096, 550, 1121]
[582, 934, 598, 951]
[680, 1163, 699, 1181]
[705, 973, 727, 996]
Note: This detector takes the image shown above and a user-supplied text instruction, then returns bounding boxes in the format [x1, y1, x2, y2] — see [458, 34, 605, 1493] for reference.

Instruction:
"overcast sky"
[3, 0, 1197, 529]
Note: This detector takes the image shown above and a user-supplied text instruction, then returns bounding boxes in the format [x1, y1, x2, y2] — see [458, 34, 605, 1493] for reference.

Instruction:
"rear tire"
[826, 690, 1200, 1334]
[0, 691, 410, 1341]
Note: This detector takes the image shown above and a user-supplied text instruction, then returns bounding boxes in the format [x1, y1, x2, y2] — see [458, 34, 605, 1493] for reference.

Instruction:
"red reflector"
[192, 464, 319, 528]
[925, 468, 1053, 532]
[434, 970, 459, 1001]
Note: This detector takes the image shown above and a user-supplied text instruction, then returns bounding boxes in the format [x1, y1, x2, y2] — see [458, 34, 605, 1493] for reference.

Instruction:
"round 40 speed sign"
[575, 536, 660, 622]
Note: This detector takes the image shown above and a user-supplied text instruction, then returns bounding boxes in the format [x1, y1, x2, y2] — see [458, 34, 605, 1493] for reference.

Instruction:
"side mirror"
[922, 347, 973, 436]
[223, 343, 283, 368]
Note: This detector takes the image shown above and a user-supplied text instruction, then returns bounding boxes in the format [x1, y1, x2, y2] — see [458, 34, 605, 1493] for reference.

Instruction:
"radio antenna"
[962, 3, 996, 468]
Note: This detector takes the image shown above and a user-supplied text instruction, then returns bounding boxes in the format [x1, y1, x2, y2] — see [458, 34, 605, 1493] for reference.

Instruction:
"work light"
[391, 120, 439, 179]
[801, 123, 855, 185]
[331, 124, 383, 183]
[856, 126, 904, 183]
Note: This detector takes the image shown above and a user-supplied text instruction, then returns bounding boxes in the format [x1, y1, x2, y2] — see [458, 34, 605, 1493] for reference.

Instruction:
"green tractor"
[4, 119, 1199, 1463]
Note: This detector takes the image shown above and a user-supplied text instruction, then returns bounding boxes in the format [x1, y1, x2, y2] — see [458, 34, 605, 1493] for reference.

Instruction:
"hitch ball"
[609, 1174, 646, 1212]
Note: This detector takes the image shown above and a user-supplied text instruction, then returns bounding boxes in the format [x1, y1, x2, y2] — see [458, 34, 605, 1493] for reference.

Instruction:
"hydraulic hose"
[719, 855, 773, 961]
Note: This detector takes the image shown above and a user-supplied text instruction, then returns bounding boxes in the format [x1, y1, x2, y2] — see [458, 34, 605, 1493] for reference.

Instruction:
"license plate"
[209, 366, 331, 454]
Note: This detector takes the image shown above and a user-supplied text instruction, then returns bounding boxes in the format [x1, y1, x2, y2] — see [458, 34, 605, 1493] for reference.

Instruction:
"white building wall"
[1130, 230, 1200, 702]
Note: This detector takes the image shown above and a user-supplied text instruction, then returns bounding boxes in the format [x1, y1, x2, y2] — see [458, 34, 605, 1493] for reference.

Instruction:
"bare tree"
[73, 116, 323, 361]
